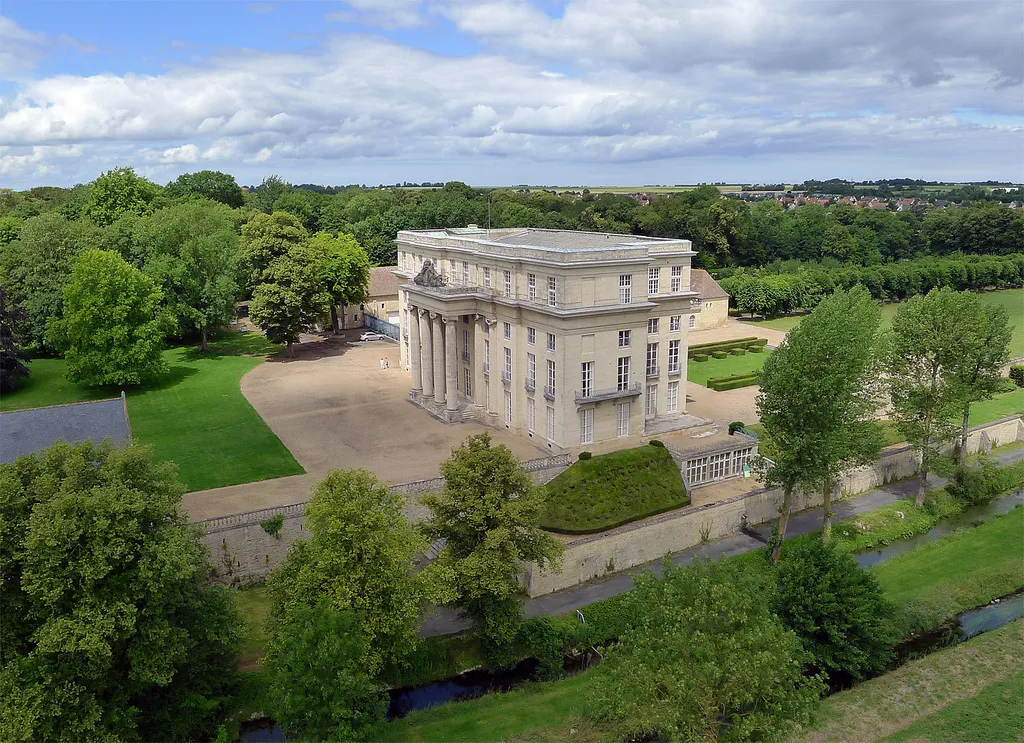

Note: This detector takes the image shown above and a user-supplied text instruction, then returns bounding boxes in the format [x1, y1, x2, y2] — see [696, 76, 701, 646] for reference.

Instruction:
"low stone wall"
[523, 416, 1023, 597]
[198, 453, 571, 586]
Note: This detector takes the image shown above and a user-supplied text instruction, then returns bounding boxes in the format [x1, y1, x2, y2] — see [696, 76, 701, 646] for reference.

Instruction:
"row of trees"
[3, 169, 1022, 271]
[757, 285, 1013, 556]
[720, 253, 1024, 318]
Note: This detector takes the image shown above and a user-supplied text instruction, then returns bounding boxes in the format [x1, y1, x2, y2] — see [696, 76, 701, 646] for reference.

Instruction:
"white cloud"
[325, 0, 424, 30]
[0, 16, 95, 81]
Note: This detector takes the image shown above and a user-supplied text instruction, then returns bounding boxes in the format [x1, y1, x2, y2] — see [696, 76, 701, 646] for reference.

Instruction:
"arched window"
[688, 315, 696, 329]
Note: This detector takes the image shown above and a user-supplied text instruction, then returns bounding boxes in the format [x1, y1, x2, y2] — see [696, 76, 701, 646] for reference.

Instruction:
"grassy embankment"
[539, 445, 688, 533]
[0, 332, 303, 491]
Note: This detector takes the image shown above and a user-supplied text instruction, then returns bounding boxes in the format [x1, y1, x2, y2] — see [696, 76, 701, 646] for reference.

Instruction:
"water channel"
[238, 493, 1024, 741]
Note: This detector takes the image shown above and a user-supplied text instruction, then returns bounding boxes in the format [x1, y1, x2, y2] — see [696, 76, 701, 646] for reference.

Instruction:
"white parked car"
[359, 332, 385, 341]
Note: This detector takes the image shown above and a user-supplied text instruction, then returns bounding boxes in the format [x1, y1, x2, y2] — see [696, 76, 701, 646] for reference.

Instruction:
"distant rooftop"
[0, 397, 132, 463]
[367, 266, 400, 298]
[401, 227, 692, 254]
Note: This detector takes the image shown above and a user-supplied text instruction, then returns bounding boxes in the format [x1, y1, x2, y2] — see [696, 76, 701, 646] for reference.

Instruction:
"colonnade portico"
[407, 303, 488, 422]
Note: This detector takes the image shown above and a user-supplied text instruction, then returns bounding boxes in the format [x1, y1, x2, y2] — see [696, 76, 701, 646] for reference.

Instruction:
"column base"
[409, 390, 465, 423]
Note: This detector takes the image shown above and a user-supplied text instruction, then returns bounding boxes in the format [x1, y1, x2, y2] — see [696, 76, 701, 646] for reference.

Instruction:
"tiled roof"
[368, 266, 400, 298]
[690, 269, 729, 300]
[0, 398, 132, 463]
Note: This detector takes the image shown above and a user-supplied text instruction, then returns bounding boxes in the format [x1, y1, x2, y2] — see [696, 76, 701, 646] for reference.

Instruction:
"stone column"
[473, 315, 486, 406]
[419, 310, 433, 400]
[431, 313, 445, 405]
[408, 304, 422, 393]
[445, 317, 458, 413]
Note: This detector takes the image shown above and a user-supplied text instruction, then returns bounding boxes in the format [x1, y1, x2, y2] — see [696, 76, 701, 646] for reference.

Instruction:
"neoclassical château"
[393, 227, 705, 451]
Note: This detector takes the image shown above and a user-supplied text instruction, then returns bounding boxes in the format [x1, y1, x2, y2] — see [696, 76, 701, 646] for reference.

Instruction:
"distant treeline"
[718, 253, 1024, 318]
[1, 173, 1021, 270]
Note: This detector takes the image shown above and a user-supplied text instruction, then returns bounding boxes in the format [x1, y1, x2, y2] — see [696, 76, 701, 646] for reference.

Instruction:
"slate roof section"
[368, 266, 401, 299]
[691, 269, 730, 300]
[0, 397, 132, 463]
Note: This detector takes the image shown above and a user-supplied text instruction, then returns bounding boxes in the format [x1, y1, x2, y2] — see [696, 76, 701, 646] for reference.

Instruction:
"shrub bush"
[948, 459, 1024, 505]
[1010, 365, 1024, 388]
[748, 345, 764, 353]
[708, 374, 759, 391]
[648, 439, 665, 448]
[261, 513, 284, 537]
[712, 350, 729, 359]
[517, 616, 570, 680]
[728, 421, 745, 435]
[730, 347, 747, 355]
[578, 451, 592, 460]
[692, 353, 709, 362]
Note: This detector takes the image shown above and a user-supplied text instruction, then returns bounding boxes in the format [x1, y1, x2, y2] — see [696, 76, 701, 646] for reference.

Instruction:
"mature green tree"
[774, 539, 894, 681]
[0, 216, 22, 244]
[888, 288, 979, 505]
[0, 288, 30, 392]
[240, 211, 308, 289]
[0, 441, 242, 743]
[133, 200, 241, 350]
[48, 249, 167, 386]
[264, 603, 387, 741]
[164, 170, 245, 207]
[423, 434, 563, 659]
[0, 212, 105, 349]
[948, 299, 1012, 464]
[84, 167, 161, 226]
[248, 243, 332, 356]
[757, 287, 884, 552]
[248, 175, 290, 213]
[586, 559, 823, 742]
[307, 231, 370, 333]
[267, 469, 433, 675]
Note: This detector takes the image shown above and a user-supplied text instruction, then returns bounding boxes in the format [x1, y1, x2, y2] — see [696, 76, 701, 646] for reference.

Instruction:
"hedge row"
[688, 336, 767, 358]
[707, 374, 759, 391]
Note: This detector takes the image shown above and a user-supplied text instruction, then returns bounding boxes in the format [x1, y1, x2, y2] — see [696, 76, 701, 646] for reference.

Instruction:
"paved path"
[420, 447, 1024, 637]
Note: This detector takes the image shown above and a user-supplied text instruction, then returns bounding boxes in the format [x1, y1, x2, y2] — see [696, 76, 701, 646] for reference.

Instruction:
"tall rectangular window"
[646, 384, 657, 417]
[619, 274, 632, 304]
[486, 383, 491, 411]
[449, 259, 456, 277]
[646, 342, 659, 376]
[667, 380, 679, 412]
[527, 353, 536, 387]
[618, 329, 631, 348]
[546, 333, 555, 352]
[527, 327, 536, 345]
[670, 315, 681, 332]
[547, 276, 557, 307]
[504, 270, 512, 298]
[462, 261, 469, 286]
[617, 403, 630, 437]
[547, 406, 555, 441]
[648, 267, 660, 295]
[504, 390, 512, 425]
[671, 265, 682, 292]
[686, 456, 708, 485]
[484, 266, 491, 288]
[528, 273, 537, 301]
[464, 368, 472, 397]
[733, 447, 752, 474]
[527, 397, 536, 433]
[617, 356, 630, 390]
[503, 322, 511, 340]
[668, 340, 681, 373]
[689, 315, 696, 329]
[484, 339, 490, 373]
[546, 359, 556, 398]
[579, 408, 593, 445]
[581, 361, 594, 398]
[504, 347, 512, 376]
[463, 328, 470, 358]
[648, 318, 659, 334]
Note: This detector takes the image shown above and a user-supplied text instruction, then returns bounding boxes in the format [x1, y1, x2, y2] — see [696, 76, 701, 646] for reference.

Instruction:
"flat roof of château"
[399, 227, 693, 254]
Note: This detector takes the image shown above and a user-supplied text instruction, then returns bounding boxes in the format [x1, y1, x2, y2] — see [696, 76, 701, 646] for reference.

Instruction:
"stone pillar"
[445, 317, 458, 412]
[473, 315, 486, 406]
[419, 310, 433, 400]
[408, 305, 422, 393]
[431, 313, 445, 405]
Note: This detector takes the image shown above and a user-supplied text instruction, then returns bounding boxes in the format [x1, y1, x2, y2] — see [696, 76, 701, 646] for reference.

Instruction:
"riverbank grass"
[540, 444, 688, 533]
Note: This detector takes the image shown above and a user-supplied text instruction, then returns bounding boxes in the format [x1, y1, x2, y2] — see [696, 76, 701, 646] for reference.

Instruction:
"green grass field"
[687, 349, 770, 387]
[1, 333, 303, 491]
[743, 289, 1024, 357]
[969, 387, 1024, 425]
[796, 620, 1023, 743]
[540, 445, 688, 533]
[235, 585, 272, 670]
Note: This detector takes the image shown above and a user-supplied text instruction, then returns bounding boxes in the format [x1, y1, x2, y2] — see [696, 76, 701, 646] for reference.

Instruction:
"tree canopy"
[164, 170, 245, 208]
[84, 167, 161, 227]
[0, 288, 30, 393]
[248, 242, 332, 354]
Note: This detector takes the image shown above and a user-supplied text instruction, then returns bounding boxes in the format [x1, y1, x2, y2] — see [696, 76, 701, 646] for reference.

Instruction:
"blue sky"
[1, 0, 1021, 189]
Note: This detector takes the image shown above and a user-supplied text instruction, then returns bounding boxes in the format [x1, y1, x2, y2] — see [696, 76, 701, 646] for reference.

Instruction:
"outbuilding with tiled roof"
[688, 269, 730, 330]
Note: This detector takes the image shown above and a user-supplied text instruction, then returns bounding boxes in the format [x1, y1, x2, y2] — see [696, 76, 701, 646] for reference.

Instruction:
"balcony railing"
[543, 385, 556, 401]
[667, 363, 682, 375]
[646, 365, 660, 377]
[501, 370, 512, 384]
[525, 378, 536, 391]
[574, 382, 642, 404]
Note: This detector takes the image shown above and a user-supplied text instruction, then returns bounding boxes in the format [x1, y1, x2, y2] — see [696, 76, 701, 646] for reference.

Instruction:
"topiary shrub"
[693, 353, 709, 362]
[748, 345, 764, 353]
[728, 421, 745, 435]
[578, 451, 592, 461]
[648, 439, 665, 448]
[712, 350, 729, 359]
[730, 348, 747, 355]
[1010, 365, 1024, 388]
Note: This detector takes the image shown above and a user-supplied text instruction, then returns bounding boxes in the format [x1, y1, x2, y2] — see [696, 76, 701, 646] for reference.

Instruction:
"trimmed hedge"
[712, 350, 729, 359]
[578, 451, 592, 460]
[693, 353, 710, 362]
[688, 336, 768, 359]
[708, 374, 759, 391]
[730, 348, 747, 355]
[748, 345, 765, 353]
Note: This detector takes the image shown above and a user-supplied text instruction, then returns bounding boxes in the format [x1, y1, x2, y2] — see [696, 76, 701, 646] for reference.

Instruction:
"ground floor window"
[527, 397, 535, 433]
[485, 384, 491, 412]
[547, 406, 555, 441]
[504, 390, 512, 425]
[464, 368, 472, 398]
[667, 381, 679, 413]
[617, 402, 630, 437]
[645, 384, 657, 418]
[579, 407, 593, 444]
[709, 452, 732, 480]
[686, 456, 708, 485]
[733, 447, 752, 474]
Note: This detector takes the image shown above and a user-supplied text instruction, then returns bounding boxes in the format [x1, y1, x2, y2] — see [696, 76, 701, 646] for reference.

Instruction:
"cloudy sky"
[1, 0, 1021, 189]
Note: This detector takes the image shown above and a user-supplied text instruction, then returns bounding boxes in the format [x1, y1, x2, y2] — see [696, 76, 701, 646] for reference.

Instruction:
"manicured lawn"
[540, 445, 688, 533]
[0, 333, 303, 491]
[743, 288, 1024, 356]
[687, 349, 770, 387]
[969, 387, 1024, 426]
[795, 620, 1023, 743]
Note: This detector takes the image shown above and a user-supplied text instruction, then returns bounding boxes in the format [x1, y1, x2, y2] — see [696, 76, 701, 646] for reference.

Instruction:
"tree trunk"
[330, 305, 340, 335]
[916, 437, 929, 507]
[959, 404, 971, 466]
[822, 480, 834, 544]
[286, 340, 295, 358]
[200, 325, 208, 352]
[773, 485, 794, 564]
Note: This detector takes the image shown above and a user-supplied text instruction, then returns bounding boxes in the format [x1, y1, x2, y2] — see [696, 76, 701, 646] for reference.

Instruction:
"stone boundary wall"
[522, 416, 1023, 597]
[199, 453, 571, 586]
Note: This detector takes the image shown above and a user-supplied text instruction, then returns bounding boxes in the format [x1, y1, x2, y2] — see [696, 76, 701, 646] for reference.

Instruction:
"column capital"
[443, 316, 458, 326]
[484, 317, 498, 326]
